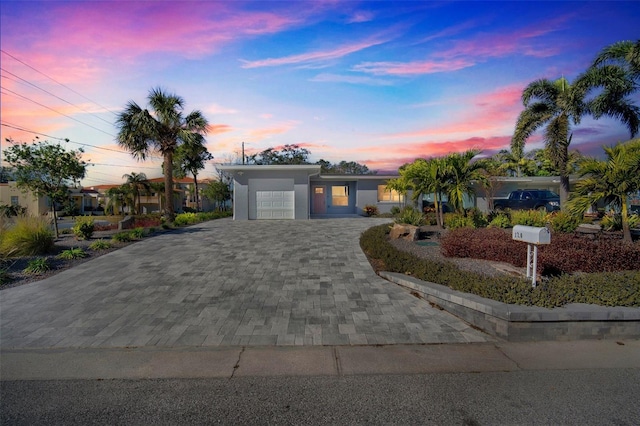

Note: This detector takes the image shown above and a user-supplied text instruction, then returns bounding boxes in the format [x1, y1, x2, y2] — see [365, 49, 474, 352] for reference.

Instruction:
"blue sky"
[1, 1, 639, 186]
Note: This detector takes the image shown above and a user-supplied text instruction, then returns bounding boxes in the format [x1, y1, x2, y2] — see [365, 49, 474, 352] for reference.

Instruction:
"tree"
[511, 73, 639, 207]
[593, 39, 640, 82]
[122, 172, 150, 215]
[105, 186, 128, 215]
[442, 149, 487, 215]
[202, 179, 231, 211]
[316, 159, 376, 175]
[567, 139, 640, 242]
[385, 176, 410, 208]
[116, 87, 209, 222]
[247, 144, 310, 165]
[402, 157, 448, 228]
[3, 138, 87, 238]
[173, 135, 213, 211]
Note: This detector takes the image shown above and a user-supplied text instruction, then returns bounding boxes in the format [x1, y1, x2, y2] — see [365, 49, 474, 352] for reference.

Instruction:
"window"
[377, 185, 403, 202]
[331, 186, 349, 206]
[11, 196, 19, 206]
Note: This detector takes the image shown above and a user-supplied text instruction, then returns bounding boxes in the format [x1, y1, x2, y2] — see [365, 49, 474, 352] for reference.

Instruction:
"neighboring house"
[0, 181, 49, 216]
[216, 165, 404, 220]
[473, 176, 565, 213]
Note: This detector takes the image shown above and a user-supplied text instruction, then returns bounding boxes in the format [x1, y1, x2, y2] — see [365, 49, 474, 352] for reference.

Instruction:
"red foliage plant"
[440, 227, 640, 275]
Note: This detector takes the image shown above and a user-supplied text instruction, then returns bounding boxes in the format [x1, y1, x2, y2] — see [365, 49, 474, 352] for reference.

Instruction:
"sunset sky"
[1, 1, 639, 186]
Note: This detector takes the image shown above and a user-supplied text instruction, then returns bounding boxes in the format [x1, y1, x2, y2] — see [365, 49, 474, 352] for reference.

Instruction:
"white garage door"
[256, 191, 294, 219]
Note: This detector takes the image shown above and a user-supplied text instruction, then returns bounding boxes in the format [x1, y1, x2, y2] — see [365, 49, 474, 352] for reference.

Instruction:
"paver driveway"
[0, 218, 491, 348]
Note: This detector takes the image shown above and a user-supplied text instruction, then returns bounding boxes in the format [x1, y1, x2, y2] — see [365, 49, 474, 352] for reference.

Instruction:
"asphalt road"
[3, 369, 639, 425]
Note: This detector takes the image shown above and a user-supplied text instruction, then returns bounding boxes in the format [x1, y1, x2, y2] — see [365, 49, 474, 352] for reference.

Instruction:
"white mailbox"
[512, 225, 551, 287]
[512, 225, 551, 245]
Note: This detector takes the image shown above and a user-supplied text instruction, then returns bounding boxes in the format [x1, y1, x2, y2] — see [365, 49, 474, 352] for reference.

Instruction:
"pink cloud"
[240, 37, 390, 68]
[351, 58, 474, 76]
[247, 121, 299, 140]
[208, 124, 234, 135]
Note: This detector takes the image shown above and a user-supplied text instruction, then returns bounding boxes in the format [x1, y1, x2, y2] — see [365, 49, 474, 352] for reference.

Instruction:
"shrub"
[488, 213, 511, 228]
[443, 213, 474, 229]
[133, 214, 163, 228]
[72, 217, 95, 240]
[111, 231, 133, 243]
[363, 204, 379, 217]
[360, 224, 640, 308]
[0, 267, 10, 285]
[0, 204, 27, 217]
[89, 239, 111, 250]
[0, 216, 54, 257]
[175, 212, 198, 226]
[548, 211, 581, 233]
[467, 208, 489, 228]
[23, 258, 51, 275]
[440, 227, 640, 275]
[130, 227, 145, 239]
[58, 248, 87, 260]
[395, 206, 425, 226]
[390, 206, 401, 216]
[510, 209, 547, 227]
[601, 212, 640, 231]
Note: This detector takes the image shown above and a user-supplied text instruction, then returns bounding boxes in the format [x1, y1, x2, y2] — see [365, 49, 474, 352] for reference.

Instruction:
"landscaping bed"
[361, 224, 640, 308]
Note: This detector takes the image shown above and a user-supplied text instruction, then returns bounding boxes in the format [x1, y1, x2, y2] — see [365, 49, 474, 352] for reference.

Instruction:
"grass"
[23, 258, 51, 275]
[58, 248, 87, 260]
[89, 239, 112, 250]
[0, 216, 54, 257]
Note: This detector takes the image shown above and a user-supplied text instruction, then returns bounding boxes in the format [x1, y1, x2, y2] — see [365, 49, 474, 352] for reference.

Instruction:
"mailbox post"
[512, 225, 551, 287]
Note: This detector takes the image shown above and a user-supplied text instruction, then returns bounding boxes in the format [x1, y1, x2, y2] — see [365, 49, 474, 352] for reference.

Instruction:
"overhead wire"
[0, 49, 118, 116]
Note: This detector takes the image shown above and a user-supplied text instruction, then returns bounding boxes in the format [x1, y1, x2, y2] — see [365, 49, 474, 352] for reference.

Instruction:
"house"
[216, 165, 404, 220]
[0, 181, 49, 216]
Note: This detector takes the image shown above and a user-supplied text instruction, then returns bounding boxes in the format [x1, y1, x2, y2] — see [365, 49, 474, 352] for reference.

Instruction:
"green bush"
[510, 209, 547, 227]
[111, 231, 133, 243]
[72, 217, 95, 240]
[360, 224, 640, 308]
[443, 213, 475, 229]
[600, 212, 640, 231]
[548, 211, 581, 233]
[395, 206, 425, 226]
[467, 208, 489, 228]
[58, 248, 87, 260]
[0, 216, 54, 257]
[89, 239, 111, 250]
[130, 227, 145, 239]
[488, 213, 511, 228]
[0, 267, 10, 285]
[174, 212, 198, 226]
[23, 258, 51, 275]
[390, 206, 401, 216]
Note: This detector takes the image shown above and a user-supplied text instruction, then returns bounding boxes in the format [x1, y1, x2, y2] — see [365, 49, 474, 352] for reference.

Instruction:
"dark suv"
[494, 189, 561, 212]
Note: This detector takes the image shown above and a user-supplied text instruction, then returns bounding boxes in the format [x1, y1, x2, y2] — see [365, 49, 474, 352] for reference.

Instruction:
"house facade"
[217, 165, 404, 220]
[0, 181, 50, 216]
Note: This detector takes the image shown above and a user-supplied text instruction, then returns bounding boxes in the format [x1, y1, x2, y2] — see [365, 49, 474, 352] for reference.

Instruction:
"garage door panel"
[256, 190, 294, 219]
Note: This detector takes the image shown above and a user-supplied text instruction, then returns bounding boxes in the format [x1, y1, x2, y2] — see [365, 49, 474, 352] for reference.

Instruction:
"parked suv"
[493, 189, 561, 212]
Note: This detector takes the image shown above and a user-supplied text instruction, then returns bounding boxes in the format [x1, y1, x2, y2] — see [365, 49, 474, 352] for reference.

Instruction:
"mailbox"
[512, 225, 551, 245]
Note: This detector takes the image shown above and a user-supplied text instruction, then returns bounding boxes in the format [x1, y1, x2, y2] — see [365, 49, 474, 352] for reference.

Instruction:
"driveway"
[0, 218, 491, 348]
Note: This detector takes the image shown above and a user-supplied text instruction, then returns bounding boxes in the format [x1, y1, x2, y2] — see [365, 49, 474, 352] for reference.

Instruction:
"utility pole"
[242, 141, 245, 165]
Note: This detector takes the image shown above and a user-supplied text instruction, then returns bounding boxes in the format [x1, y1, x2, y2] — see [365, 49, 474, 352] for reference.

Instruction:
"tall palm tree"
[403, 157, 448, 228]
[122, 172, 150, 215]
[173, 135, 213, 211]
[512, 74, 639, 207]
[567, 138, 640, 242]
[592, 40, 640, 82]
[116, 87, 209, 222]
[442, 149, 487, 215]
[385, 176, 410, 209]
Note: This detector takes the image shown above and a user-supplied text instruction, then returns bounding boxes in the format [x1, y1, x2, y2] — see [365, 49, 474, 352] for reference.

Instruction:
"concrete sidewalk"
[2, 340, 639, 380]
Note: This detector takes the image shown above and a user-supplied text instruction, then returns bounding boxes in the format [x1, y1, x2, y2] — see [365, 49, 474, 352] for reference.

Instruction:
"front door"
[312, 186, 326, 214]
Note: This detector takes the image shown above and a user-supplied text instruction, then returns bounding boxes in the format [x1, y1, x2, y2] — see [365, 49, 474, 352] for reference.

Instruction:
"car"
[493, 189, 561, 212]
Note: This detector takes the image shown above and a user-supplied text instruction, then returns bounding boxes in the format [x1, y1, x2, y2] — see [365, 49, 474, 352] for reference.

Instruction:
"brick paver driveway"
[0, 218, 491, 348]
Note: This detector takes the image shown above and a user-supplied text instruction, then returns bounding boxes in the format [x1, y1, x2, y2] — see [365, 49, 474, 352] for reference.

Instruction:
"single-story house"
[216, 165, 404, 220]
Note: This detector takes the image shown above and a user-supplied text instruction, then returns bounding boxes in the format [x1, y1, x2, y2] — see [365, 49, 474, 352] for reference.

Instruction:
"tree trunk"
[51, 203, 59, 239]
[559, 174, 570, 211]
[193, 174, 200, 212]
[164, 151, 175, 223]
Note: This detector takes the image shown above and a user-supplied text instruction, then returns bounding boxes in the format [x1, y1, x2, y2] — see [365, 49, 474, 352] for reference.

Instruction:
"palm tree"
[511, 74, 639, 207]
[173, 135, 213, 211]
[567, 138, 640, 242]
[116, 87, 209, 222]
[385, 176, 410, 208]
[442, 149, 487, 215]
[122, 172, 150, 215]
[403, 157, 448, 228]
[105, 186, 129, 215]
[149, 181, 165, 213]
[592, 40, 640, 82]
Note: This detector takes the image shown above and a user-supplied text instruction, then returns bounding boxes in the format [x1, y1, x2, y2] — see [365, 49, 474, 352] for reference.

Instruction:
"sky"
[1, 1, 639, 187]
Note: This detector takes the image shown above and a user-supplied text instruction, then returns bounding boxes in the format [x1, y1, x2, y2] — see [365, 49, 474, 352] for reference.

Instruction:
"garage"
[256, 190, 294, 219]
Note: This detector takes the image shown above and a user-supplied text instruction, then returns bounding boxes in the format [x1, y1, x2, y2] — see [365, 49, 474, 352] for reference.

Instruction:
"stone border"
[380, 271, 640, 341]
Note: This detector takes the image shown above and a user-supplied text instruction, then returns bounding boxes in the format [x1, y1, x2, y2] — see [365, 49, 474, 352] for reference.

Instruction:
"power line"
[1, 67, 114, 127]
[1, 86, 116, 137]
[0, 49, 118, 116]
